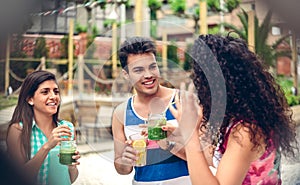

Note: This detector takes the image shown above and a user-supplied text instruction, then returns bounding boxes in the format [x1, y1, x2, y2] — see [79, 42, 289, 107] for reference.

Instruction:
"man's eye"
[149, 65, 157, 70]
[133, 69, 143, 73]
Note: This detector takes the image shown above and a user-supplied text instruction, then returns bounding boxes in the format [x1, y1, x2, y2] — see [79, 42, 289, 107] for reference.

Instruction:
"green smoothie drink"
[147, 113, 167, 140]
[59, 140, 76, 165]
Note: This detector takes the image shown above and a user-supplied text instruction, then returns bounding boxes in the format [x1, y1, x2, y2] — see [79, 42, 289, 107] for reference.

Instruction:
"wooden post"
[120, 3, 126, 41]
[5, 35, 10, 95]
[112, 22, 118, 79]
[68, 19, 74, 95]
[219, 0, 225, 33]
[41, 57, 46, 70]
[247, 10, 255, 53]
[199, 0, 208, 35]
[162, 32, 168, 79]
[135, 0, 143, 36]
[78, 54, 84, 96]
[292, 32, 298, 95]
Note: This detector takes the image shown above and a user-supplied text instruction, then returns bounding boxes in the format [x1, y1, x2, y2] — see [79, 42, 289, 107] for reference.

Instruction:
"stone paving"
[74, 125, 300, 185]
[0, 98, 300, 185]
[73, 151, 134, 185]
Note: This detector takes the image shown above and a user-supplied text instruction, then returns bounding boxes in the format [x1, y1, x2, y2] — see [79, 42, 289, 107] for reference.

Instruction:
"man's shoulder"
[114, 99, 130, 114]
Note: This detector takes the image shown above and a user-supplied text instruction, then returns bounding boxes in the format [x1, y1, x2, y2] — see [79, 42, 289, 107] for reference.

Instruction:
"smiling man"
[112, 36, 191, 185]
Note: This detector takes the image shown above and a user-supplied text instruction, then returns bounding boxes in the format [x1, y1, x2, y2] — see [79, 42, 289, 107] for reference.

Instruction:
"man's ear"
[122, 69, 129, 80]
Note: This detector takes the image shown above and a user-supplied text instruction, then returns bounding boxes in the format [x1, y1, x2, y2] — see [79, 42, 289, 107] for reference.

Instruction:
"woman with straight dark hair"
[6, 70, 80, 185]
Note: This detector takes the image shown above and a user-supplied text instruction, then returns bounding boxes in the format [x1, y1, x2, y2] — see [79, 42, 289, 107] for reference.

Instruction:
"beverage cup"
[59, 140, 76, 165]
[147, 113, 167, 140]
[129, 133, 147, 167]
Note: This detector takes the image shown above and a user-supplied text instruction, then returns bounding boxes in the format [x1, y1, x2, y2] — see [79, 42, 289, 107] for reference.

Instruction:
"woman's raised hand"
[167, 83, 203, 144]
[47, 125, 72, 149]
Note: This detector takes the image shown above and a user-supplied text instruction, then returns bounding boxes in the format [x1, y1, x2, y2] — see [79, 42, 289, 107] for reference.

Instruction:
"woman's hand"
[68, 150, 80, 183]
[68, 150, 81, 167]
[46, 125, 72, 149]
[168, 83, 203, 144]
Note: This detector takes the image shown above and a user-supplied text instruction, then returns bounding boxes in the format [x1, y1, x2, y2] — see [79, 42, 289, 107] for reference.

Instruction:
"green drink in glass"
[59, 140, 76, 165]
[147, 113, 167, 140]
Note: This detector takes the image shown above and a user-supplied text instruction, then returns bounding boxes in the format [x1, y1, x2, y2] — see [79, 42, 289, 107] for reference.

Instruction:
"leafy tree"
[148, 0, 162, 38]
[167, 0, 240, 33]
[207, 0, 220, 12]
[183, 43, 193, 71]
[170, 0, 186, 15]
[148, 0, 162, 20]
[192, 6, 200, 33]
[223, 9, 291, 67]
[226, 0, 241, 13]
[33, 37, 48, 58]
[60, 35, 69, 59]
[10, 34, 27, 58]
[167, 41, 180, 68]
[75, 23, 88, 33]
[85, 25, 98, 59]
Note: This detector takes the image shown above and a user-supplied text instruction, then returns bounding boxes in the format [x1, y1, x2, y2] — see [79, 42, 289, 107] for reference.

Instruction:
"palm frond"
[259, 10, 273, 44]
[238, 9, 248, 36]
[222, 22, 246, 39]
[272, 34, 291, 49]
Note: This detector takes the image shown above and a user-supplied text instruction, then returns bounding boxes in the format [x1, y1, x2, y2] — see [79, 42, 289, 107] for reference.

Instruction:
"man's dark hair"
[118, 36, 157, 70]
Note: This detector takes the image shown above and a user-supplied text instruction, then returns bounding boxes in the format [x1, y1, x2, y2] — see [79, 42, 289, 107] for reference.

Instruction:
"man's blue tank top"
[124, 95, 189, 182]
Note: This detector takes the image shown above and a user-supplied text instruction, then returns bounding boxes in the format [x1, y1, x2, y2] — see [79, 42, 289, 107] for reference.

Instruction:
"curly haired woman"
[167, 34, 298, 185]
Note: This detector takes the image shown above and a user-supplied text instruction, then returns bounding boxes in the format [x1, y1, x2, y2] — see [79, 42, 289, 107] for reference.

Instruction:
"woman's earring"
[29, 102, 33, 106]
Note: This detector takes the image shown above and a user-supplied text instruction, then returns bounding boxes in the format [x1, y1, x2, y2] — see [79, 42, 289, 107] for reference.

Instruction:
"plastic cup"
[147, 113, 167, 140]
[129, 133, 147, 167]
[59, 140, 76, 165]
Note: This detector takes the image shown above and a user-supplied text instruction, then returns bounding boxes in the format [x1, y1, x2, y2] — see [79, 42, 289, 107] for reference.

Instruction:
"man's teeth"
[144, 81, 154, 85]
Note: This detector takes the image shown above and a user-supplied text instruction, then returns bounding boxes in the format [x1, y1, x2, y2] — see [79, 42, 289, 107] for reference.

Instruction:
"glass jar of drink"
[147, 113, 167, 140]
[59, 140, 76, 165]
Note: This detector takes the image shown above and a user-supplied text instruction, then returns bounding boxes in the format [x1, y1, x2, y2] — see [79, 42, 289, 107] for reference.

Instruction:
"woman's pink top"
[213, 121, 282, 185]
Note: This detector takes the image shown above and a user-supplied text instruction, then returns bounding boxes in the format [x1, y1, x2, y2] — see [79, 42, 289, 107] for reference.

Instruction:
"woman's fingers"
[52, 126, 72, 139]
[162, 125, 176, 132]
[72, 151, 81, 161]
[169, 89, 182, 121]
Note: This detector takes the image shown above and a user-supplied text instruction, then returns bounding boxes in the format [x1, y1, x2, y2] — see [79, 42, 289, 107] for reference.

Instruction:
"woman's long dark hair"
[7, 70, 60, 160]
[192, 34, 297, 157]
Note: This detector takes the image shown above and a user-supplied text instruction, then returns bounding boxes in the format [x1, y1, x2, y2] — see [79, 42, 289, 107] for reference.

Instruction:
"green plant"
[207, 0, 220, 12]
[170, 0, 186, 15]
[148, 0, 162, 19]
[148, 0, 162, 38]
[75, 23, 88, 33]
[33, 37, 48, 58]
[0, 95, 18, 110]
[183, 43, 193, 71]
[225, 0, 240, 13]
[276, 76, 300, 106]
[11, 34, 27, 58]
[167, 41, 180, 68]
[169, 0, 240, 33]
[223, 10, 291, 68]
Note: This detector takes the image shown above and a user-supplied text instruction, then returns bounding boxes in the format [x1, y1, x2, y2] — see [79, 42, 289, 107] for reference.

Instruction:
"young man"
[112, 36, 191, 184]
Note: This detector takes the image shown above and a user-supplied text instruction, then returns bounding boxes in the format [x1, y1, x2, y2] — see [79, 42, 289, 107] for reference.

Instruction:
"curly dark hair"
[191, 34, 297, 157]
[118, 36, 156, 71]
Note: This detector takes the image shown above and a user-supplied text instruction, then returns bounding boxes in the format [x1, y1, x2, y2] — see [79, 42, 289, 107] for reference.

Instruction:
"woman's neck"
[33, 113, 55, 130]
